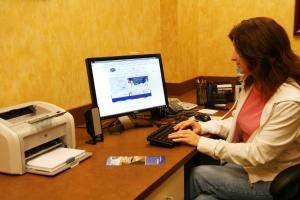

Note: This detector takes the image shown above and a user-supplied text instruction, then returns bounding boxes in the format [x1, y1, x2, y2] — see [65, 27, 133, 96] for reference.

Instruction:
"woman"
[168, 17, 300, 200]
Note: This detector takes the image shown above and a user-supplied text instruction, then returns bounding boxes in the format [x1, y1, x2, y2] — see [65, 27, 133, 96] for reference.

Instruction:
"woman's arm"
[200, 116, 233, 138]
[197, 101, 300, 167]
[169, 115, 234, 147]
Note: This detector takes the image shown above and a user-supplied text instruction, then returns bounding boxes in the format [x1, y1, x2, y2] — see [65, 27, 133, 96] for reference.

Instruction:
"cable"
[220, 96, 239, 120]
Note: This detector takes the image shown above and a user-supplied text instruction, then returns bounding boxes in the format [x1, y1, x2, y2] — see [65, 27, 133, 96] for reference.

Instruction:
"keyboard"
[147, 121, 179, 148]
[147, 114, 211, 148]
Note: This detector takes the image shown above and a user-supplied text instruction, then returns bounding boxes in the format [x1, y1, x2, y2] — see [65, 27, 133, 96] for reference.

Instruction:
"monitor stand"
[118, 116, 135, 129]
[108, 115, 153, 134]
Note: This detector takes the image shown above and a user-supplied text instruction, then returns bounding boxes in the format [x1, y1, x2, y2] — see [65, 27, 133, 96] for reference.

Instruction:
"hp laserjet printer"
[0, 101, 91, 175]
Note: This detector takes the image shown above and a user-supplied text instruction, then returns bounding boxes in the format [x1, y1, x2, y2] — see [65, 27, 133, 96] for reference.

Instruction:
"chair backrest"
[270, 163, 300, 200]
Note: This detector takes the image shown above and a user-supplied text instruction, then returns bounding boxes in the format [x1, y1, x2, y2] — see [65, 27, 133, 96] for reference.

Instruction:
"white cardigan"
[197, 78, 300, 183]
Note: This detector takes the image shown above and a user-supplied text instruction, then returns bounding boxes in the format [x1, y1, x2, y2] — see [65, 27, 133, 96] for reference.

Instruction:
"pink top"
[235, 86, 266, 142]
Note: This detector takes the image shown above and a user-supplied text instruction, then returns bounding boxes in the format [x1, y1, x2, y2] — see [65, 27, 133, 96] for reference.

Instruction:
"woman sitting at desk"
[168, 17, 300, 200]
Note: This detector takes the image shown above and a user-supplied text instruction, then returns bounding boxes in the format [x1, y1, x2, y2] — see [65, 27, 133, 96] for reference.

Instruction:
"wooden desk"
[0, 119, 198, 200]
[0, 89, 228, 199]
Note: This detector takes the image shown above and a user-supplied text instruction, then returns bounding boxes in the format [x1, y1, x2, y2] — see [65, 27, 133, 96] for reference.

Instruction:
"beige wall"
[0, 0, 161, 109]
[162, 0, 300, 82]
[1, 0, 299, 110]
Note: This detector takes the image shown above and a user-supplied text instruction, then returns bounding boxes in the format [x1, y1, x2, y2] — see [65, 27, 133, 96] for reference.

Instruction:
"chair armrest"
[270, 163, 300, 198]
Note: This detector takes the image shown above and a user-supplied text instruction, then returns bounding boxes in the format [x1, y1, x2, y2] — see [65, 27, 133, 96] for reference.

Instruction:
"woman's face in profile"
[231, 48, 250, 76]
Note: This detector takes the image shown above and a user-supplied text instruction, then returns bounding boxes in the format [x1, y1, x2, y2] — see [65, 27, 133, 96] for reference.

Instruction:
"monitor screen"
[85, 54, 168, 119]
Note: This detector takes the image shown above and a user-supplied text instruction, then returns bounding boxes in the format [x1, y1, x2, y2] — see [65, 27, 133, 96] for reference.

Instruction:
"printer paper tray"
[26, 151, 92, 176]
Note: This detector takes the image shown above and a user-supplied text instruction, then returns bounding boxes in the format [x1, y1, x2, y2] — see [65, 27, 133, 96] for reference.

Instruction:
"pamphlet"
[106, 156, 165, 166]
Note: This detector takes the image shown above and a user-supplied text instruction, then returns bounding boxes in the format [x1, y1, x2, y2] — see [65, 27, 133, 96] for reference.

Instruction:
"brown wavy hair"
[229, 17, 300, 100]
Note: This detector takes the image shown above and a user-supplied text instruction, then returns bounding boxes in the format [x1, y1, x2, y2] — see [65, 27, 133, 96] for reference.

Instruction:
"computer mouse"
[195, 114, 211, 122]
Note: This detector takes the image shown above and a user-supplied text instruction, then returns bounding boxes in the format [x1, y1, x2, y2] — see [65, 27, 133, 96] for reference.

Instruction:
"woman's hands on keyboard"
[173, 120, 202, 134]
[168, 129, 200, 147]
[168, 120, 202, 147]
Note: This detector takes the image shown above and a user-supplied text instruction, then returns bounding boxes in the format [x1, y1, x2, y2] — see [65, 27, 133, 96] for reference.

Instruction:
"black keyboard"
[146, 114, 211, 148]
[147, 121, 179, 148]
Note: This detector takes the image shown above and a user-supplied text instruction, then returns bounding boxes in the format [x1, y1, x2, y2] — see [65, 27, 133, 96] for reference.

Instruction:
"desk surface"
[0, 90, 230, 199]
[0, 90, 205, 200]
[2, 128, 199, 200]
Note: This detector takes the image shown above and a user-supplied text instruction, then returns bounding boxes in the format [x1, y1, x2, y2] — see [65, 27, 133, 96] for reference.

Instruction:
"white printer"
[0, 101, 91, 175]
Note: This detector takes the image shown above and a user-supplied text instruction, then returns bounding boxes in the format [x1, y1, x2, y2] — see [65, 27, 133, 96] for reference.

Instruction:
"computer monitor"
[85, 54, 168, 121]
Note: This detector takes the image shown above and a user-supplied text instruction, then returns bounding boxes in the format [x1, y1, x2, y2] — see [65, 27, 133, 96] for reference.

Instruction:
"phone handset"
[168, 98, 184, 113]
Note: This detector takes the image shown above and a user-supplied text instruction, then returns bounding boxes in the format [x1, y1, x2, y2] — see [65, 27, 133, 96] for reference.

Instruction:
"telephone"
[168, 98, 198, 112]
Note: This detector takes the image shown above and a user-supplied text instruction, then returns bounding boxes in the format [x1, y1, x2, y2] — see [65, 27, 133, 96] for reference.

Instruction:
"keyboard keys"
[147, 122, 179, 148]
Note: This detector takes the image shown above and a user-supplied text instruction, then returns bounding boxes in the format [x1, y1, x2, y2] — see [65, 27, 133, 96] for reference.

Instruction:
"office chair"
[270, 163, 300, 200]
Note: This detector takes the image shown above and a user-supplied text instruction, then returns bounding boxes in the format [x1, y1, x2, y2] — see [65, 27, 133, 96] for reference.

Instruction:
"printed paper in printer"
[26, 147, 86, 172]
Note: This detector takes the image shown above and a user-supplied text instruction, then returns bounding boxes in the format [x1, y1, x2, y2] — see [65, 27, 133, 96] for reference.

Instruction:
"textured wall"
[196, 0, 300, 77]
[161, 0, 300, 82]
[0, 0, 299, 110]
[0, 0, 161, 109]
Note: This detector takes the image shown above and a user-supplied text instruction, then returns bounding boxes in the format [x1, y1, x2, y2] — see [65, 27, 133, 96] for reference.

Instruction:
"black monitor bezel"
[85, 53, 168, 119]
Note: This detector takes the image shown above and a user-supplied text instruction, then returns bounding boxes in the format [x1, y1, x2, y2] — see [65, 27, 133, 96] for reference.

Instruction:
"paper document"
[26, 147, 86, 172]
[197, 108, 218, 115]
[210, 116, 222, 120]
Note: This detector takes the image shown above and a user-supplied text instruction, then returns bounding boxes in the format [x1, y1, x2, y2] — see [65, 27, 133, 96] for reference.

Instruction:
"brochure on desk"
[106, 156, 165, 166]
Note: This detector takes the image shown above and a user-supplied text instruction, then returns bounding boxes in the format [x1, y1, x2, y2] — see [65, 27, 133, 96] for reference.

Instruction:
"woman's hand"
[173, 120, 202, 134]
[168, 129, 200, 147]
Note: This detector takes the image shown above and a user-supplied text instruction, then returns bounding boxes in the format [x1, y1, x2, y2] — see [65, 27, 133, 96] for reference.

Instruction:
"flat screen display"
[85, 54, 168, 118]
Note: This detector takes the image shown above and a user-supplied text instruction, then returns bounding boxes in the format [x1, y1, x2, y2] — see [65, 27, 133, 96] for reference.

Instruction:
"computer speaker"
[84, 107, 103, 144]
